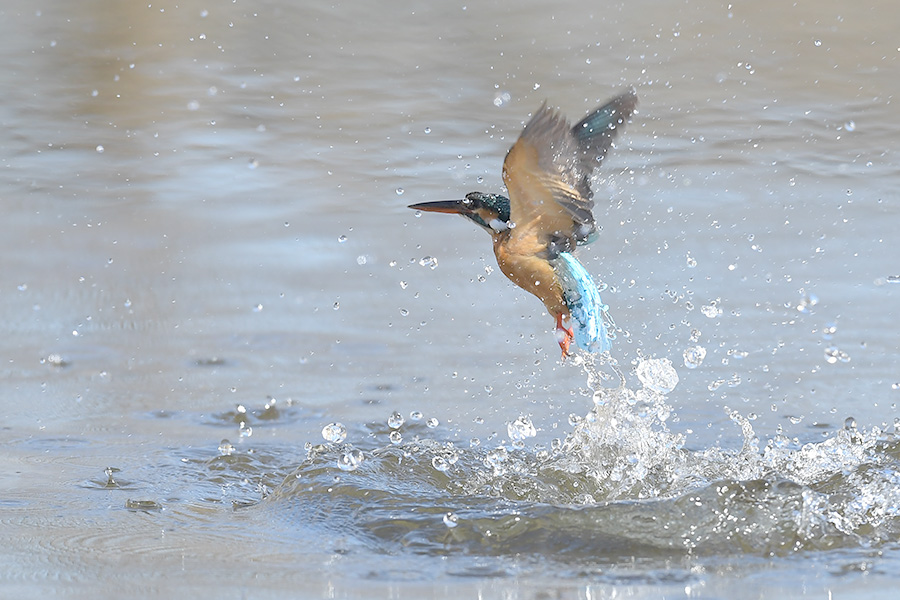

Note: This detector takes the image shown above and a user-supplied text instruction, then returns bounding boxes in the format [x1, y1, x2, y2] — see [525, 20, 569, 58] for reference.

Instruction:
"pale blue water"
[2, 0, 899, 598]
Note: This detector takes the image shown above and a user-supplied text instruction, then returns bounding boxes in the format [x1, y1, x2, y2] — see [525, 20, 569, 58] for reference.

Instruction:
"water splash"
[270, 356, 900, 560]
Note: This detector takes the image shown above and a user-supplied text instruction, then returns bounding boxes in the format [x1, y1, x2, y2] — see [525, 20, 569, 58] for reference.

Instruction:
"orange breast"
[493, 238, 568, 319]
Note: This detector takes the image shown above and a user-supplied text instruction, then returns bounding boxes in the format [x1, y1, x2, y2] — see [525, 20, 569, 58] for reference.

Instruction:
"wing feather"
[501, 90, 637, 256]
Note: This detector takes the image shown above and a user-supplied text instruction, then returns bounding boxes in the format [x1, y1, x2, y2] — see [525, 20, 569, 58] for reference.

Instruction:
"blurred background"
[2, 0, 898, 597]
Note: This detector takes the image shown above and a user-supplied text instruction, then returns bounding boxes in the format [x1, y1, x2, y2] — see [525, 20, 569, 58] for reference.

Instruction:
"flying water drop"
[322, 422, 347, 443]
[683, 346, 707, 369]
[419, 256, 438, 269]
[701, 302, 722, 319]
[387, 411, 405, 429]
[507, 415, 537, 442]
[635, 358, 679, 394]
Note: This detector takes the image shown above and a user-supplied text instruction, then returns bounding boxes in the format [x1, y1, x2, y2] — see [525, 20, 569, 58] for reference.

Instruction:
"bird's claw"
[555, 314, 575, 360]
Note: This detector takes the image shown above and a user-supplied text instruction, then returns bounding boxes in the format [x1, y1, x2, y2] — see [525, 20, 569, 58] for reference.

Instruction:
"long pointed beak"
[407, 200, 470, 215]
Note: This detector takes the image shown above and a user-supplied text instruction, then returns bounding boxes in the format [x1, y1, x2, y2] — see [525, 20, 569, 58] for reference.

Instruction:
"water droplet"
[399, 280, 408, 289]
[337, 234, 348, 243]
[248, 158, 259, 169]
[95, 145, 105, 153]
[814, 39, 822, 47]
[389, 431, 402, 444]
[419, 256, 438, 269]
[239, 422, 252, 437]
[356, 255, 367, 265]
[409, 410, 423, 421]
[507, 415, 536, 441]
[322, 422, 347, 443]
[187, 99, 200, 111]
[399, 308, 409, 317]
[423, 126, 432, 134]
[44, 353, 67, 367]
[824, 346, 850, 364]
[822, 322, 837, 340]
[686, 254, 697, 268]
[104, 467, 118, 487]
[635, 358, 679, 394]
[700, 301, 722, 319]
[333, 301, 340, 310]
[844, 120, 856, 132]
[844, 416, 857, 430]
[395, 187, 404, 196]
[432, 456, 449, 472]
[682, 345, 707, 369]
[443, 512, 459, 528]
[476, 176, 484, 184]
[218, 439, 234, 455]
[125, 499, 162, 511]
[426, 417, 439, 429]
[387, 411, 405, 429]
[337, 449, 364, 471]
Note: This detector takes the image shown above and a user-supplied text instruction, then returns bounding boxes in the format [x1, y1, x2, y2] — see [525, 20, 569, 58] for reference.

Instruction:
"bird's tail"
[553, 252, 613, 354]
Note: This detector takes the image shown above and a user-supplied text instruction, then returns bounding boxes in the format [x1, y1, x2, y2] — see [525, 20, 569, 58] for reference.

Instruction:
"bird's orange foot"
[555, 314, 575, 360]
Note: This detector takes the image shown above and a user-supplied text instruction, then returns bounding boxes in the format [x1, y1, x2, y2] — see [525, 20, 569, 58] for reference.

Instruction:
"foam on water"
[268, 355, 900, 560]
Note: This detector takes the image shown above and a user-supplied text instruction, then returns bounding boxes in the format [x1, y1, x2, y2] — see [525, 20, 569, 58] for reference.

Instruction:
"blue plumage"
[552, 252, 612, 354]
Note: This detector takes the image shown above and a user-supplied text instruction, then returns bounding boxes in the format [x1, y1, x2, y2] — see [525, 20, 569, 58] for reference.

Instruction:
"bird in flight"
[409, 90, 637, 358]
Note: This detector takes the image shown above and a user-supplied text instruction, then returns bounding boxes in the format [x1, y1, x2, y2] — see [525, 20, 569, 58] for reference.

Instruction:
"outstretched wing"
[501, 90, 637, 256]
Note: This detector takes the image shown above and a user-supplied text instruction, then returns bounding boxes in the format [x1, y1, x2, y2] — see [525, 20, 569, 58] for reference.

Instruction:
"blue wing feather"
[552, 252, 612, 353]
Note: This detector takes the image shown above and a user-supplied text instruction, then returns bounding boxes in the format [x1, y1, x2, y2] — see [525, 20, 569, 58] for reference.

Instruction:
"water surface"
[2, 0, 899, 597]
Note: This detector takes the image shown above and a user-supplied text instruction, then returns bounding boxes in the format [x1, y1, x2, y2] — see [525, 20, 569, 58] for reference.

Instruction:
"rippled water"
[2, 0, 899, 597]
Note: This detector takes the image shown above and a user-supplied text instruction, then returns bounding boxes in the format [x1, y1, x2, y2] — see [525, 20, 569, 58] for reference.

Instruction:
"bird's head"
[409, 192, 511, 235]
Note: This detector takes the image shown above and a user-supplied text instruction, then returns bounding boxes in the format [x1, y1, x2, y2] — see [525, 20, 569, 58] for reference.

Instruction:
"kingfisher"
[409, 90, 637, 358]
